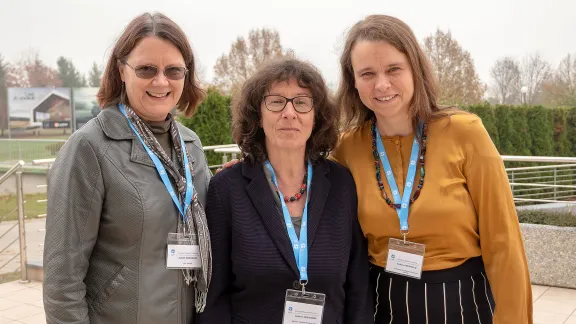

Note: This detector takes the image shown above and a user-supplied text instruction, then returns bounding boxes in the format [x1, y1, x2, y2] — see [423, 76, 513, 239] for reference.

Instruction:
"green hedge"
[552, 107, 572, 157]
[518, 209, 576, 227]
[464, 104, 576, 159]
[464, 104, 576, 202]
[177, 94, 576, 171]
[178, 88, 233, 167]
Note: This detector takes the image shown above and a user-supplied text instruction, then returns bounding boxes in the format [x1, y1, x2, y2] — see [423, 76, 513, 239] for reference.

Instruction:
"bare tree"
[520, 53, 551, 105]
[542, 53, 576, 107]
[423, 29, 485, 105]
[490, 57, 521, 105]
[194, 58, 209, 88]
[213, 28, 292, 94]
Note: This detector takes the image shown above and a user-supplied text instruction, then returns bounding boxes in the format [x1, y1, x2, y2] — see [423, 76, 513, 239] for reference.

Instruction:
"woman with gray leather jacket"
[42, 12, 212, 324]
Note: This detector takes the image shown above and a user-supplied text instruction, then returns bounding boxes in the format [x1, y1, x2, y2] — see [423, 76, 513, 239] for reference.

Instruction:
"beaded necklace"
[370, 117, 428, 208]
[273, 173, 308, 203]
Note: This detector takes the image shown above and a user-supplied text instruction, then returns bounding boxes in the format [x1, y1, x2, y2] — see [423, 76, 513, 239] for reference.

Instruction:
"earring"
[120, 82, 127, 104]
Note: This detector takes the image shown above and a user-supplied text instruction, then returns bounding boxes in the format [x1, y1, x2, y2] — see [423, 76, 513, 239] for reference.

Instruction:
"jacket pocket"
[89, 265, 128, 311]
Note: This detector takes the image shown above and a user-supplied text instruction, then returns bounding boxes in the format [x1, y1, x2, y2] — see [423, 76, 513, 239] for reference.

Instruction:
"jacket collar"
[97, 105, 196, 168]
[97, 105, 197, 142]
[242, 159, 331, 277]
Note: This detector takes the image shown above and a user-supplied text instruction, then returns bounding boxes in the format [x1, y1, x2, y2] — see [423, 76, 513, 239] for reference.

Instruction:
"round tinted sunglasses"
[121, 60, 188, 80]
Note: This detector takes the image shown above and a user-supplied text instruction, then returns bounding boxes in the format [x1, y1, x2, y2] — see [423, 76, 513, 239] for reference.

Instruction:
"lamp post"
[520, 86, 528, 105]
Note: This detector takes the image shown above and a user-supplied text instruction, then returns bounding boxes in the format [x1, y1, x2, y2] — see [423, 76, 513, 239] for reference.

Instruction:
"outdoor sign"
[72, 87, 100, 131]
[7, 87, 72, 138]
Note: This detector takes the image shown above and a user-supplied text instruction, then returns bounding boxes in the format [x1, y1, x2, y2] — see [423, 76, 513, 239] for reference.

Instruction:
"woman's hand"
[215, 159, 242, 173]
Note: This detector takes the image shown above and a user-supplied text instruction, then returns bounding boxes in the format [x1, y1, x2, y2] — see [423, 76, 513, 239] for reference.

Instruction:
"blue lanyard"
[265, 161, 313, 283]
[375, 125, 422, 233]
[118, 104, 193, 222]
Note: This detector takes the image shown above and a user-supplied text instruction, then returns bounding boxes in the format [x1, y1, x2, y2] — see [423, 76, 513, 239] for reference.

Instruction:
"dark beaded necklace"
[274, 173, 308, 203]
[371, 117, 428, 209]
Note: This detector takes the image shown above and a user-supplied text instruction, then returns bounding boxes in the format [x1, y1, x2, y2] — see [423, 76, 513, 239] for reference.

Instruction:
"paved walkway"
[0, 281, 575, 323]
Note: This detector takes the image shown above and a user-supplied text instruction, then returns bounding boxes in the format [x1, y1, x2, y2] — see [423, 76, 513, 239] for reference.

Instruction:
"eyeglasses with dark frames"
[120, 60, 188, 80]
[263, 95, 314, 113]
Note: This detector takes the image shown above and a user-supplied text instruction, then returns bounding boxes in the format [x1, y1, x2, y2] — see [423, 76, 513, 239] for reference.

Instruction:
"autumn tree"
[423, 29, 485, 105]
[490, 57, 521, 105]
[4, 63, 28, 88]
[213, 28, 293, 94]
[57, 56, 86, 87]
[26, 56, 61, 87]
[88, 62, 103, 87]
[519, 53, 551, 105]
[6, 50, 61, 88]
[542, 53, 576, 107]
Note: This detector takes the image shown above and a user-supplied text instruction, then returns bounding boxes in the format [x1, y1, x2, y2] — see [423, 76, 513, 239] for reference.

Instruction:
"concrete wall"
[521, 223, 576, 289]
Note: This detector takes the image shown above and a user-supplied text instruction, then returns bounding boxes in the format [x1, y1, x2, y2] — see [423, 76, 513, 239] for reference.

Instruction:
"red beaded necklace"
[370, 117, 428, 208]
[273, 173, 308, 203]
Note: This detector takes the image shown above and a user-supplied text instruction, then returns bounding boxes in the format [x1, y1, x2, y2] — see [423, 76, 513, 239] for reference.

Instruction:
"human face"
[351, 40, 414, 122]
[261, 79, 315, 153]
[119, 36, 186, 121]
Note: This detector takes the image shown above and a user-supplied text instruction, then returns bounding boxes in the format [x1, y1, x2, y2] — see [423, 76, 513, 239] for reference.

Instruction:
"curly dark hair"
[232, 58, 339, 165]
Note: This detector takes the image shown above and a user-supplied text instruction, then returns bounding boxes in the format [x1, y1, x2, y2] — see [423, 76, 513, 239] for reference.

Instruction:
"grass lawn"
[0, 141, 65, 162]
[0, 193, 48, 221]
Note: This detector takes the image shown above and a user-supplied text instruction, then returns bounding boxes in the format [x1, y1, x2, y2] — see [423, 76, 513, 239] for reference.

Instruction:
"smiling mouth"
[146, 91, 170, 98]
[375, 95, 397, 102]
[279, 128, 299, 132]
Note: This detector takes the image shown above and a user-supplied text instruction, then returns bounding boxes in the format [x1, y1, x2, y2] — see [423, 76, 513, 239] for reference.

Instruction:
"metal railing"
[0, 153, 570, 284]
[0, 139, 67, 163]
[203, 144, 240, 170]
[31, 152, 576, 206]
[8, 140, 240, 170]
[502, 156, 576, 205]
[0, 160, 28, 282]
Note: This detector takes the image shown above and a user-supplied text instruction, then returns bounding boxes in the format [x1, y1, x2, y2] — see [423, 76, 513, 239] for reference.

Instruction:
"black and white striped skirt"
[369, 257, 495, 324]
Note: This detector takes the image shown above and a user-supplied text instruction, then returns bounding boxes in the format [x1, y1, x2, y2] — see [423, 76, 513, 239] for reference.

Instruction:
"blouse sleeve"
[461, 116, 533, 324]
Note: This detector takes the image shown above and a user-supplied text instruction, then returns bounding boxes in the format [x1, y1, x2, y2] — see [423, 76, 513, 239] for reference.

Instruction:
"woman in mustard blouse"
[331, 15, 532, 323]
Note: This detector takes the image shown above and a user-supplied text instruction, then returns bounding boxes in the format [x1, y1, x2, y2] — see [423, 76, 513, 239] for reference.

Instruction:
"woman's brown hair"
[336, 14, 458, 131]
[97, 12, 204, 116]
[232, 58, 339, 165]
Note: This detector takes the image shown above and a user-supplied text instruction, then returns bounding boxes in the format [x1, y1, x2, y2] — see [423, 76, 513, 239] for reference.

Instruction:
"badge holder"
[385, 234, 426, 279]
[282, 285, 325, 324]
[166, 233, 201, 269]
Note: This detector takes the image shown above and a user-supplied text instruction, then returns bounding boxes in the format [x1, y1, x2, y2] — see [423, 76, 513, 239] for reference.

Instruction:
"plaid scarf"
[123, 105, 212, 312]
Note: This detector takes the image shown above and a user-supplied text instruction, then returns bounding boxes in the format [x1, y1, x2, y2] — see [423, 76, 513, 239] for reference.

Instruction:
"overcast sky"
[1, 0, 574, 91]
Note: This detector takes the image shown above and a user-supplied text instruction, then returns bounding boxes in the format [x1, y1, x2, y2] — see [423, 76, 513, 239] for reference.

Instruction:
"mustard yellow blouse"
[331, 113, 532, 323]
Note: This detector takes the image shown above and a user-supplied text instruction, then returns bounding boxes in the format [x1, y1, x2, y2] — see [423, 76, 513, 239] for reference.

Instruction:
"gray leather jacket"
[43, 106, 211, 324]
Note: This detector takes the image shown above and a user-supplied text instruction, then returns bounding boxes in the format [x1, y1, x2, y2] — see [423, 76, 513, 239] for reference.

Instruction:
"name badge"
[166, 233, 201, 269]
[282, 289, 325, 324]
[385, 238, 426, 279]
